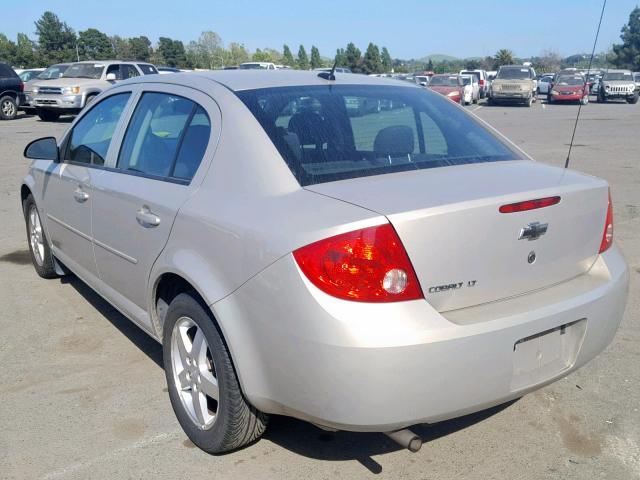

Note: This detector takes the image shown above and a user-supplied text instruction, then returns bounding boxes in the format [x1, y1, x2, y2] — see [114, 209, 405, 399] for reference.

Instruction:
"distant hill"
[419, 53, 459, 63]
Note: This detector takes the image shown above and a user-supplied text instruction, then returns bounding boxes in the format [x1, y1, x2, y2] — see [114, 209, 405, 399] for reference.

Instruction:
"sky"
[3, 0, 637, 60]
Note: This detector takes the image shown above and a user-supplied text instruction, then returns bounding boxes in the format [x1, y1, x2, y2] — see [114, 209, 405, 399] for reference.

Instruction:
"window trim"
[62, 91, 133, 169]
[114, 90, 211, 185]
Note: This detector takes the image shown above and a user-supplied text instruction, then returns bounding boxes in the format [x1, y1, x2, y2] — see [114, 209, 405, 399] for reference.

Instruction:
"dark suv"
[0, 62, 24, 120]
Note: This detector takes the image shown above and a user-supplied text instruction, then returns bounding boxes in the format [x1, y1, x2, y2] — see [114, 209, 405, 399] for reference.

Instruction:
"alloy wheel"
[170, 316, 220, 430]
[28, 205, 45, 266]
[2, 99, 16, 118]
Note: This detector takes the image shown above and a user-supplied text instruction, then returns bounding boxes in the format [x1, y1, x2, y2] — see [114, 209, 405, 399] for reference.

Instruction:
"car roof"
[119, 69, 418, 92]
[70, 60, 146, 66]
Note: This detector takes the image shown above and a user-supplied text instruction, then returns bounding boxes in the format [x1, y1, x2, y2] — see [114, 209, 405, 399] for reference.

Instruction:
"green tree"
[282, 44, 295, 66]
[252, 48, 271, 62]
[110, 35, 132, 60]
[158, 37, 188, 67]
[334, 48, 346, 67]
[362, 43, 382, 74]
[196, 31, 224, 69]
[78, 28, 113, 60]
[0, 34, 17, 65]
[613, 6, 640, 69]
[310, 45, 322, 69]
[297, 45, 309, 69]
[34, 11, 77, 64]
[129, 36, 151, 61]
[493, 49, 514, 68]
[465, 59, 481, 70]
[345, 42, 361, 72]
[228, 42, 249, 65]
[14, 33, 38, 67]
[380, 46, 392, 72]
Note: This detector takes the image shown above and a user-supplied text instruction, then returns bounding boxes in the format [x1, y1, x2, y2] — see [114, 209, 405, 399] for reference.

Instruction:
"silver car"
[21, 71, 629, 454]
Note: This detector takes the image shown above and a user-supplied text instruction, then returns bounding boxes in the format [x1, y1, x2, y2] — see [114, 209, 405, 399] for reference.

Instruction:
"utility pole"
[75, 43, 80, 61]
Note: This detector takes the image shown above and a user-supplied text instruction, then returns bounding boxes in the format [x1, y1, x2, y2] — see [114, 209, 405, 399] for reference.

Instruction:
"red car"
[548, 74, 589, 105]
[427, 74, 463, 104]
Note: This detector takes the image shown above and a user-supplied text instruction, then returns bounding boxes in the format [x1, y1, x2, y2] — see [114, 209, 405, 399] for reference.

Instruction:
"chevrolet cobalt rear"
[21, 71, 629, 453]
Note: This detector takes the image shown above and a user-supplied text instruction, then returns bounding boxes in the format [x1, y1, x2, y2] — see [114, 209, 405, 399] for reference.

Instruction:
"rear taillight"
[499, 196, 561, 213]
[19, 82, 24, 92]
[599, 190, 613, 253]
[479, 79, 485, 86]
[293, 224, 423, 302]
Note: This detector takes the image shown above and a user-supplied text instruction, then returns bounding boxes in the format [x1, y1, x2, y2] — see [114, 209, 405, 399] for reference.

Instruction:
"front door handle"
[136, 206, 161, 227]
[73, 188, 90, 203]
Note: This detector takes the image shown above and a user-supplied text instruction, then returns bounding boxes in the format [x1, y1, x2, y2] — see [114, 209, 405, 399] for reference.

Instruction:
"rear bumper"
[213, 246, 628, 432]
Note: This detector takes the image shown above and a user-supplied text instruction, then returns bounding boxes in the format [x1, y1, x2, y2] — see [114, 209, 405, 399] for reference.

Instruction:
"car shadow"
[62, 274, 163, 368]
[61, 271, 518, 473]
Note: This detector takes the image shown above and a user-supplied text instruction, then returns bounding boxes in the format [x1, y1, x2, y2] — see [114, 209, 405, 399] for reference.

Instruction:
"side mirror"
[106, 73, 117, 81]
[57, 72, 63, 78]
[419, 81, 427, 86]
[24, 137, 59, 162]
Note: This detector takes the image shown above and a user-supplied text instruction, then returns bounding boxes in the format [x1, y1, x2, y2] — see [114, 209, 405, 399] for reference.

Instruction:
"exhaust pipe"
[384, 429, 422, 452]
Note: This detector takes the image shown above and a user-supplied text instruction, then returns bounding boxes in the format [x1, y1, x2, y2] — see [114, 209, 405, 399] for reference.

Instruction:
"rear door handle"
[136, 206, 161, 227]
[73, 188, 90, 203]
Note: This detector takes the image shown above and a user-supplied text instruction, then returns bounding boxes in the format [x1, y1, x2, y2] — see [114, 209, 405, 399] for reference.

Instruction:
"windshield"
[63, 63, 105, 79]
[556, 76, 584, 86]
[19, 71, 41, 82]
[603, 72, 632, 81]
[496, 67, 532, 80]
[429, 75, 459, 86]
[37, 65, 69, 80]
[237, 85, 522, 186]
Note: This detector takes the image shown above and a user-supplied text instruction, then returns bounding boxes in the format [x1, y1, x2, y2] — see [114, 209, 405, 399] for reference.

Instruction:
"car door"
[90, 84, 217, 326]
[41, 91, 132, 283]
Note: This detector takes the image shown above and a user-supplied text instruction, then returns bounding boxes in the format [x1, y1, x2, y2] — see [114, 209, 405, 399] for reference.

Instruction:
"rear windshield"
[237, 85, 523, 186]
[429, 75, 459, 86]
[461, 71, 480, 81]
[0, 63, 17, 78]
[556, 76, 584, 86]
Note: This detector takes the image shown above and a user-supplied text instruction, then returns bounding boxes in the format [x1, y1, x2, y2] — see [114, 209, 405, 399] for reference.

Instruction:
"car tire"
[627, 93, 638, 104]
[525, 96, 533, 107]
[597, 92, 606, 103]
[23, 194, 58, 279]
[36, 109, 60, 122]
[581, 95, 589, 105]
[0, 95, 18, 120]
[163, 292, 268, 454]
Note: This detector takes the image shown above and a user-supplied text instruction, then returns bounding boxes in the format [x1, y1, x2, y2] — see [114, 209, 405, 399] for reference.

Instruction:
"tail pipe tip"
[384, 429, 422, 452]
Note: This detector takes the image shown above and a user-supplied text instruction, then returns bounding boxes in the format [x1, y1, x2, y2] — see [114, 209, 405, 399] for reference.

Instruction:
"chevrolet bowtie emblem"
[519, 222, 548, 241]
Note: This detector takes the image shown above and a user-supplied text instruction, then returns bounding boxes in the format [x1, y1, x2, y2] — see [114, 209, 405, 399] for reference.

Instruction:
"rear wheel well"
[0, 90, 18, 100]
[154, 273, 208, 337]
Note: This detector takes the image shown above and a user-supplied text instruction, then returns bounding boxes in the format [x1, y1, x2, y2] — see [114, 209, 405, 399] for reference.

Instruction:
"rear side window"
[117, 92, 211, 181]
[121, 65, 140, 79]
[138, 64, 158, 75]
[237, 85, 521, 186]
[66, 93, 131, 165]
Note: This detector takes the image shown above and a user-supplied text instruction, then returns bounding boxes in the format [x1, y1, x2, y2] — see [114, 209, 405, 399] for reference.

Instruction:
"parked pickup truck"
[31, 60, 158, 121]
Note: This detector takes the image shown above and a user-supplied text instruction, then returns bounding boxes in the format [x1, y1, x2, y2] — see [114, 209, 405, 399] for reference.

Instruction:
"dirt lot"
[1, 99, 639, 479]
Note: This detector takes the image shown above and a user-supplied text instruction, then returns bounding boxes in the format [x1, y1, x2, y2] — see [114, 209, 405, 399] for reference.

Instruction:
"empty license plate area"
[511, 319, 586, 391]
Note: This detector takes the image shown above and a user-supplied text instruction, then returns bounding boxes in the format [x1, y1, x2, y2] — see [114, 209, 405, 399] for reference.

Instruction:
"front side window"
[121, 65, 140, 79]
[238, 85, 522, 186]
[66, 93, 131, 165]
[117, 92, 211, 181]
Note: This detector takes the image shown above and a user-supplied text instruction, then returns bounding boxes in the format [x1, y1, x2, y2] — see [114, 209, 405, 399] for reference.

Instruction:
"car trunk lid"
[305, 160, 609, 312]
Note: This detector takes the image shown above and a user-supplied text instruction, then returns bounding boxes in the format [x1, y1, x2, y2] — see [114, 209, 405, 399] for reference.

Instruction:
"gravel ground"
[0, 97, 638, 480]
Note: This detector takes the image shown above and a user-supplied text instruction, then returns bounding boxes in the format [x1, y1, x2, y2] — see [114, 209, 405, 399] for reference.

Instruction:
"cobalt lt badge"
[528, 251, 537, 264]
